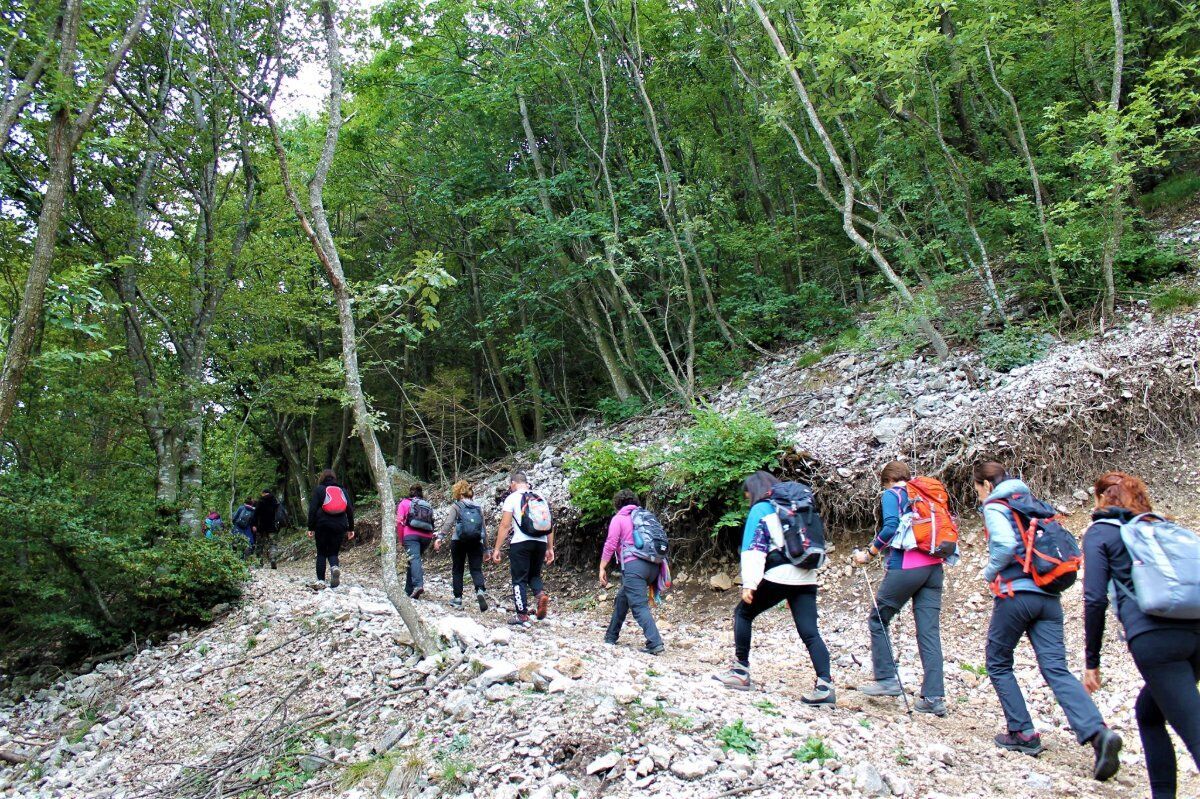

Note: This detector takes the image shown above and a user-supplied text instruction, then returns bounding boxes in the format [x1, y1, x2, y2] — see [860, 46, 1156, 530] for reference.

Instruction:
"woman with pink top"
[599, 489, 665, 655]
[852, 461, 950, 716]
[396, 484, 438, 599]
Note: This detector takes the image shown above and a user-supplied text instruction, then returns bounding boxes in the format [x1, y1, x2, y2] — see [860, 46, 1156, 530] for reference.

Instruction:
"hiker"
[439, 479, 489, 611]
[600, 489, 668, 655]
[396, 484, 437, 599]
[1082, 472, 1200, 799]
[852, 461, 952, 716]
[491, 472, 555, 628]
[255, 489, 280, 568]
[204, 511, 223, 537]
[232, 497, 257, 558]
[306, 469, 354, 588]
[714, 471, 834, 705]
[974, 460, 1121, 780]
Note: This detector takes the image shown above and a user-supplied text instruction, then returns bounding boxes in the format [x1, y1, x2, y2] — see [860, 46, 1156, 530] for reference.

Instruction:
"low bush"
[1151, 285, 1200, 314]
[666, 408, 782, 522]
[566, 440, 655, 525]
[980, 325, 1054, 372]
[1140, 172, 1200, 215]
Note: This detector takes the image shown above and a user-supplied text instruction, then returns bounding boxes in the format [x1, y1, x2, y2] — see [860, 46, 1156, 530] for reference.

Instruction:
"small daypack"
[322, 486, 349, 514]
[628, 508, 669, 564]
[1116, 514, 1200, 619]
[991, 494, 1082, 595]
[893, 477, 959, 559]
[455, 501, 485, 543]
[518, 492, 553, 537]
[767, 481, 826, 570]
[232, 504, 255, 530]
[406, 497, 435, 532]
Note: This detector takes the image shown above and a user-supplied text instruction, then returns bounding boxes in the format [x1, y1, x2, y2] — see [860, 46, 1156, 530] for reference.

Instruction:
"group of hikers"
[299, 461, 1200, 798]
[204, 489, 287, 565]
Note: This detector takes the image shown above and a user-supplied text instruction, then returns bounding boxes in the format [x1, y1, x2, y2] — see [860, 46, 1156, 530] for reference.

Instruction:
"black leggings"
[451, 538, 486, 597]
[509, 540, 546, 615]
[733, 580, 831, 682]
[1129, 629, 1200, 799]
[314, 529, 344, 581]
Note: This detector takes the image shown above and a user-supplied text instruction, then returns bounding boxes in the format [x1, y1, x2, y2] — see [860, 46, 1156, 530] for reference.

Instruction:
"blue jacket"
[981, 478, 1049, 596]
[872, 487, 908, 570]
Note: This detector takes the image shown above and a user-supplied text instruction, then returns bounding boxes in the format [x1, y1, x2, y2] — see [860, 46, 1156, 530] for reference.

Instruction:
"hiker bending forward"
[853, 461, 950, 716]
[714, 471, 834, 705]
[600, 489, 666, 655]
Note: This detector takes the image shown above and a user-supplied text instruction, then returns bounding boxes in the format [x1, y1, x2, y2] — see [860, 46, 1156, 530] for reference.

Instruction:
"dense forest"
[0, 0, 1197, 664]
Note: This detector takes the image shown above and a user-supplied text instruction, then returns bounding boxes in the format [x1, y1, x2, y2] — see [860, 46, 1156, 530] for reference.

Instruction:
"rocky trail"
[4, 496, 1200, 799]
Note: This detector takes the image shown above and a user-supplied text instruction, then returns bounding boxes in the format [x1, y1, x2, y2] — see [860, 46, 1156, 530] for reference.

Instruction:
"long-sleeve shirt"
[739, 500, 816, 591]
[307, 481, 353, 533]
[1082, 507, 1200, 669]
[438, 500, 486, 545]
[872, 486, 943, 570]
[981, 478, 1047, 595]
[396, 498, 433, 541]
[602, 505, 639, 566]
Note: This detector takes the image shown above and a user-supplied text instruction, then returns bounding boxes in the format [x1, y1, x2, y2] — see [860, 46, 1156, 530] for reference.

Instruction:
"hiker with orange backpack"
[974, 460, 1121, 781]
[853, 461, 956, 716]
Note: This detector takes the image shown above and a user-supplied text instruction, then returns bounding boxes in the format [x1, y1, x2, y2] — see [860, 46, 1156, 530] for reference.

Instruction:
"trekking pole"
[856, 556, 912, 715]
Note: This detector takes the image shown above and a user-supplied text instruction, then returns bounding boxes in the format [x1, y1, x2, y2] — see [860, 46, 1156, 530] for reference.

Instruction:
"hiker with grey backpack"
[1082, 471, 1200, 799]
[397, 484, 437, 599]
[713, 471, 834, 705]
[600, 489, 669, 655]
[439, 479, 490, 611]
[974, 460, 1122, 781]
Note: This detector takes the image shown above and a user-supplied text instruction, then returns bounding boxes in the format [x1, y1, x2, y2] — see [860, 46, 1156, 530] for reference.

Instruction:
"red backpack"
[322, 486, 348, 514]
[900, 477, 959, 558]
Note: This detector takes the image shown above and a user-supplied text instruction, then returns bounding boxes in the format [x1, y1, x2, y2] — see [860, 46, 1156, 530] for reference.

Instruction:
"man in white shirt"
[491, 472, 555, 627]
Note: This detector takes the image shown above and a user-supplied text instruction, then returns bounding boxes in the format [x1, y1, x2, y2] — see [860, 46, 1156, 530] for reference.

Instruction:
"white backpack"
[1117, 514, 1200, 619]
[518, 492, 553, 536]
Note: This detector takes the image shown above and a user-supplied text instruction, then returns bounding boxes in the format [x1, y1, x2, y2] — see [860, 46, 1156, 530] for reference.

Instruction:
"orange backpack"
[900, 477, 959, 558]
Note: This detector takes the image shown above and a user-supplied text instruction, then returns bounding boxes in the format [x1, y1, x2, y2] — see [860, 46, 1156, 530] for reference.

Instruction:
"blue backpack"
[1116, 514, 1200, 619]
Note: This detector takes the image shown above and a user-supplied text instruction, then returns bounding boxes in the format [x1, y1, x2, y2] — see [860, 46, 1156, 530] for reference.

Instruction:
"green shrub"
[128, 536, 248, 631]
[1139, 173, 1200, 215]
[596, 395, 645, 424]
[729, 281, 853, 347]
[566, 440, 655, 524]
[1151, 285, 1200, 314]
[666, 408, 781, 518]
[794, 736, 837, 764]
[980, 325, 1054, 372]
[717, 720, 758, 754]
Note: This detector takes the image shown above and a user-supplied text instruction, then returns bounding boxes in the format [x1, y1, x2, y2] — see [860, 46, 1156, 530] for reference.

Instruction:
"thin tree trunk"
[1099, 0, 1125, 324]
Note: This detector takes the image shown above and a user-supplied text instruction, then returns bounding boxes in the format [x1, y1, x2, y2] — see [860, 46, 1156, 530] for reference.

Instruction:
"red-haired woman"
[1083, 472, 1200, 799]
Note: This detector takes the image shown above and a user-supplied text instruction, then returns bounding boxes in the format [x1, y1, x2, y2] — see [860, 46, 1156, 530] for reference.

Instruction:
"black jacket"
[255, 493, 280, 534]
[308, 479, 354, 533]
[1082, 506, 1200, 669]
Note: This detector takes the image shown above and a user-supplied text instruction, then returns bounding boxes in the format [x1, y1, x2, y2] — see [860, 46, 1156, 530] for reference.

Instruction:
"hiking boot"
[995, 731, 1044, 756]
[639, 643, 665, 655]
[329, 566, 341, 589]
[1091, 728, 1122, 782]
[713, 664, 752, 692]
[476, 589, 489, 612]
[914, 696, 948, 717]
[858, 679, 903, 697]
[410, 587, 424, 600]
[507, 614, 532, 629]
[801, 679, 836, 706]
[535, 592, 550, 620]
[449, 597, 463, 609]
[310, 579, 326, 591]
[603, 638, 618, 646]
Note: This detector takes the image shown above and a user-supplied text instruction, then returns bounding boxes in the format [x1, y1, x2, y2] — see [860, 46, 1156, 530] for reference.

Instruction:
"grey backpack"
[1117, 514, 1200, 619]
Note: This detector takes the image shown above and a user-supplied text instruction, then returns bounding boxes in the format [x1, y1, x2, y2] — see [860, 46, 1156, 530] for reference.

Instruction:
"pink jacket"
[395, 498, 431, 540]
[602, 505, 639, 566]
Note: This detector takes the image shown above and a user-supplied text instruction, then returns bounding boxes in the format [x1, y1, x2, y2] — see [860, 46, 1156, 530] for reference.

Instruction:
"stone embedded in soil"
[709, 572, 733, 592]
[587, 751, 621, 775]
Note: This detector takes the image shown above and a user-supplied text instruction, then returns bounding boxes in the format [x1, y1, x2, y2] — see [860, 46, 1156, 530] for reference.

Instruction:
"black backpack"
[628, 508, 669, 564]
[990, 494, 1082, 595]
[455, 501, 485, 542]
[768, 481, 826, 570]
[232, 504, 255, 530]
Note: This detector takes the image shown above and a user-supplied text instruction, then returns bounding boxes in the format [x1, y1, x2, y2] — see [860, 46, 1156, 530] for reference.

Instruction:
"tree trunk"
[1100, 0, 1125, 324]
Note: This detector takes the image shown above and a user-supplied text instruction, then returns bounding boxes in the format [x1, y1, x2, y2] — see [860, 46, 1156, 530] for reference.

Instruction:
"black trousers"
[314, 529, 344, 581]
[733, 580, 831, 682]
[1129, 629, 1200, 799]
[509, 539, 547, 615]
[451, 538, 486, 597]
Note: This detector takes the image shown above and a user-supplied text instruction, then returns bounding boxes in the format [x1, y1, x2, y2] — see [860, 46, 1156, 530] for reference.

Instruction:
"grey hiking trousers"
[869, 563, 945, 699]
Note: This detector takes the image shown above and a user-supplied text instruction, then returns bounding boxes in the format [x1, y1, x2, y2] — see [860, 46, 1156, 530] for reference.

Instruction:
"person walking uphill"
[853, 461, 953, 717]
[600, 489, 668, 655]
[491, 472, 555, 628]
[307, 469, 354, 588]
[1082, 472, 1200, 799]
[255, 489, 280, 568]
[974, 460, 1121, 781]
[232, 497, 256, 559]
[440, 480, 489, 611]
[397, 485, 437, 599]
[713, 471, 834, 705]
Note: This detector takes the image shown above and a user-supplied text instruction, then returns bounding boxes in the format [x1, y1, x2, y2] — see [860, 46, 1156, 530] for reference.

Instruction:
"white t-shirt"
[502, 490, 539, 545]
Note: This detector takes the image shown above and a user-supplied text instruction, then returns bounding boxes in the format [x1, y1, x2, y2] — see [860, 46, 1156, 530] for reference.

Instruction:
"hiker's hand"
[434, 540, 442, 553]
[741, 589, 755, 604]
[545, 548, 555, 565]
[599, 567, 608, 588]
[490, 548, 501, 564]
[347, 530, 355, 541]
[852, 549, 871, 566]
[306, 530, 313, 538]
[1084, 668, 1102, 694]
